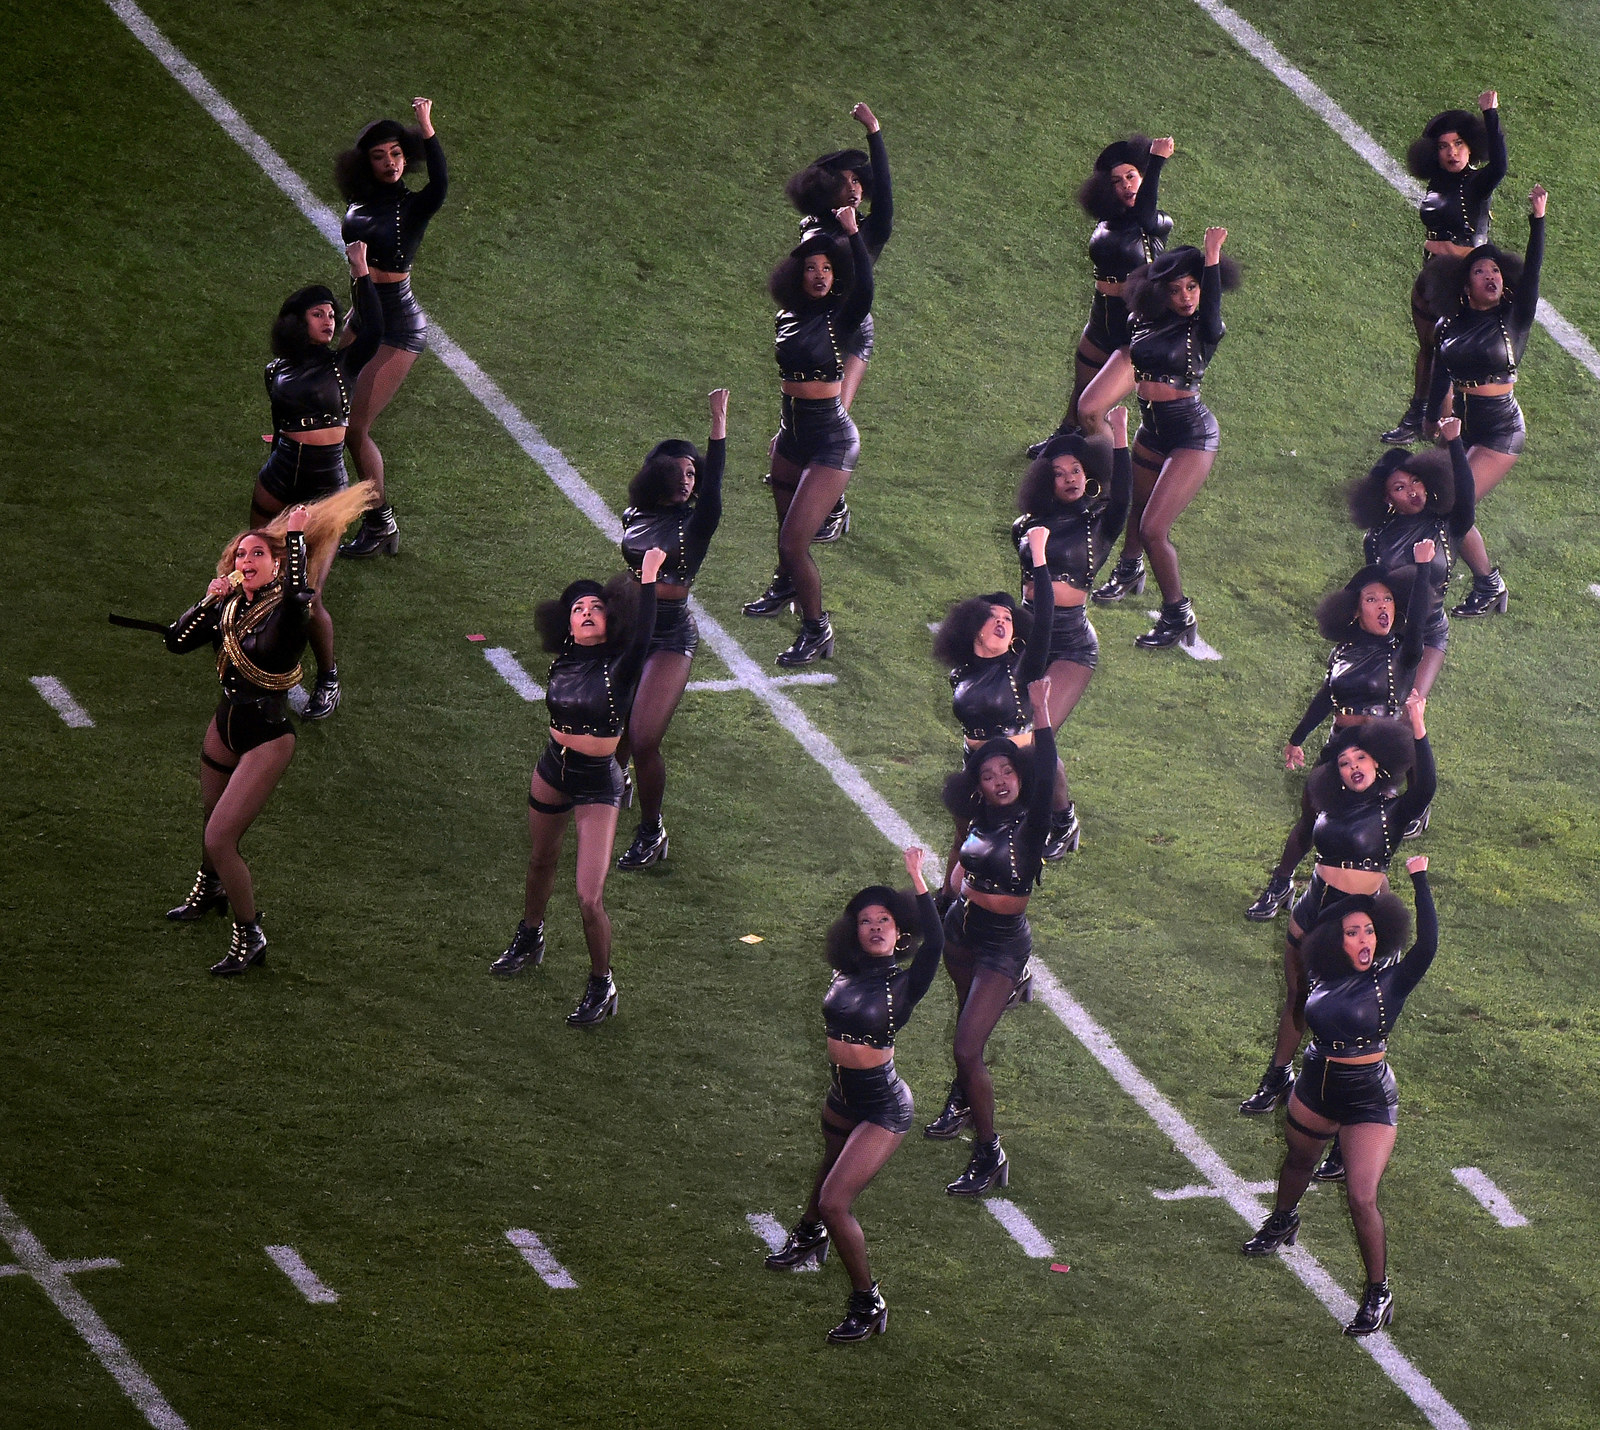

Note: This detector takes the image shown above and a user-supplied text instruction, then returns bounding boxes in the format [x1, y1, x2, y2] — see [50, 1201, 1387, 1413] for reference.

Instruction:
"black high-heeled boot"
[742, 572, 796, 618]
[1451, 567, 1508, 617]
[490, 920, 545, 976]
[1238, 1063, 1294, 1115]
[1091, 555, 1146, 604]
[567, 972, 618, 1027]
[1241, 1206, 1300, 1256]
[337, 505, 400, 558]
[764, 1219, 829, 1270]
[826, 1282, 888, 1343]
[946, 1135, 1009, 1196]
[167, 869, 228, 921]
[1402, 803, 1431, 841]
[1004, 962, 1034, 1011]
[922, 1080, 971, 1140]
[1344, 1279, 1394, 1336]
[812, 499, 851, 544]
[1245, 872, 1295, 922]
[302, 666, 341, 721]
[1381, 401, 1424, 446]
[616, 818, 669, 870]
[1313, 1135, 1346, 1183]
[1042, 804, 1080, 861]
[776, 613, 834, 668]
[1135, 597, 1197, 649]
[210, 916, 267, 976]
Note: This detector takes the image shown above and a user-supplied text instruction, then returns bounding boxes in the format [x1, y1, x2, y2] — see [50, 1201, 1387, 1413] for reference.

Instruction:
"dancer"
[1383, 92, 1506, 445]
[163, 485, 376, 974]
[256, 242, 383, 719]
[764, 847, 941, 1345]
[935, 677, 1054, 1193]
[1245, 540, 1435, 924]
[1028, 135, 1174, 455]
[1243, 857, 1438, 1338]
[335, 97, 449, 558]
[1421, 184, 1546, 616]
[1014, 410, 1133, 852]
[786, 102, 891, 541]
[615, 388, 729, 869]
[491, 547, 667, 1025]
[1079, 229, 1239, 645]
[741, 207, 874, 665]
[1240, 690, 1434, 1115]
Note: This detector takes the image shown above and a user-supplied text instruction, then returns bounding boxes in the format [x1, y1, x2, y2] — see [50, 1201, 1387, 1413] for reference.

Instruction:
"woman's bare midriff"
[782, 380, 843, 399]
[1314, 864, 1389, 897]
[829, 1039, 893, 1070]
[1137, 380, 1195, 402]
[965, 729, 1033, 753]
[281, 427, 347, 447]
[551, 728, 620, 758]
[1052, 580, 1088, 608]
[963, 882, 1029, 916]
[656, 580, 690, 601]
[1459, 380, 1515, 397]
[369, 268, 410, 285]
[1327, 1049, 1388, 1066]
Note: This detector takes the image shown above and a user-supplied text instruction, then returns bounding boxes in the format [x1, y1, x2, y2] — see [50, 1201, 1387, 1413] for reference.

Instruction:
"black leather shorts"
[348, 275, 428, 355]
[945, 897, 1032, 980]
[1037, 602, 1099, 669]
[1083, 290, 1131, 353]
[257, 434, 349, 504]
[841, 311, 875, 363]
[1290, 870, 1335, 934]
[1422, 602, 1449, 654]
[774, 395, 860, 473]
[1135, 395, 1220, 456]
[1295, 1048, 1398, 1126]
[646, 597, 700, 657]
[533, 739, 624, 809]
[825, 1060, 913, 1134]
[214, 697, 294, 755]
[1459, 390, 1524, 456]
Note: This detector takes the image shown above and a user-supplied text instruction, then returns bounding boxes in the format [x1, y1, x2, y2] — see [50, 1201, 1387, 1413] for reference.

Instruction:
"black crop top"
[950, 562, 1052, 741]
[620, 439, 725, 587]
[544, 585, 656, 738]
[801, 130, 893, 263]
[165, 534, 313, 706]
[1289, 563, 1430, 745]
[959, 724, 1056, 898]
[774, 231, 875, 383]
[1417, 110, 1505, 246]
[1363, 437, 1476, 613]
[1088, 154, 1172, 281]
[1129, 262, 1225, 390]
[1312, 734, 1436, 873]
[1015, 446, 1133, 592]
[1306, 870, 1438, 1057]
[264, 277, 383, 433]
[821, 890, 943, 1049]
[340, 134, 448, 273]
[1427, 214, 1544, 416]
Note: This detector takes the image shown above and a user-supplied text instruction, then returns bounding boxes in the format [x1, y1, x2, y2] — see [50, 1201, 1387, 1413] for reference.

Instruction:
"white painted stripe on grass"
[745, 1211, 821, 1271]
[483, 647, 544, 702]
[264, 1244, 339, 1303]
[1189, 0, 1600, 385]
[1152, 1179, 1277, 1201]
[1144, 613, 1223, 663]
[30, 676, 95, 728]
[286, 684, 309, 716]
[688, 672, 837, 693]
[1451, 1168, 1528, 1228]
[107, 17, 1468, 1423]
[1587, 583, 1600, 602]
[0, 1193, 186, 1430]
[0, 1257, 120, 1276]
[984, 1198, 1054, 1258]
[505, 1228, 577, 1288]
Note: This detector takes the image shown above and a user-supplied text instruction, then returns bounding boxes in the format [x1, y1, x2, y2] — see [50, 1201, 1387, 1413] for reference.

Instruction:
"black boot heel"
[826, 1283, 888, 1343]
[946, 1137, 1008, 1196]
[1091, 556, 1146, 604]
[776, 614, 834, 667]
[490, 920, 545, 975]
[1239, 1063, 1294, 1115]
[923, 1080, 972, 1140]
[1245, 873, 1295, 922]
[167, 869, 228, 921]
[1136, 598, 1197, 649]
[338, 505, 400, 558]
[1242, 1207, 1300, 1256]
[1451, 567, 1508, 618]
[764, 1219, 829, 1270]
[567, 973, 618, 1026]
[743, 572, 796, 618]
[210, 917, 268, 976]
[1344, 1279, 1394, 1336]
[616, 820, 669, 870]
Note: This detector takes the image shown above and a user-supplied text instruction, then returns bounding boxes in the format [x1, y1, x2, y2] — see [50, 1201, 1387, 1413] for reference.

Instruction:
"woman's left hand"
[1405, 686, 1427, 738]
[852, 102, 880, 134]
[286, 504, 309, 533]
[413, 97, 435, 137]
[1027, 675, 1052, 724]
[1530, 184, 1548, 218]
[1203, 226, 1227, 262]
[1025, 524, 1049, 565]
[903, 845, 928, 892]
[1412, 537, 1435, 565]
[834, 205, 860, 236]
[641, 547, 668, 582]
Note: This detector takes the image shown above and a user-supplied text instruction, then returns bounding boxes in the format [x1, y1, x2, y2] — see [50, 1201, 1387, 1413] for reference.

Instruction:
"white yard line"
[1451, 1169, 1528, 1229]
[983, 1199, 1055, 1258]
[504, 1228, 578, 1289]
[30, 676, 95, 728]
[105, 8, 1473, 1423]
[0, 1256, 120, 1277]
[264, 1245, 339, 1303]
[1586, 583, 1600, 602]
[482, 647, 544, 702]
[0, 1192, 186, 1430]
[745, 1211, 822, 1271]
[1153, 1180, 1276, 1201]
[1189, 0, 1600, 384]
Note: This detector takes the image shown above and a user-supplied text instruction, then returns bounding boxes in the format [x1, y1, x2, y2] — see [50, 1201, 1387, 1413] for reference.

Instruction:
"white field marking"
[483, 647, 544, 702]
[983, 1199, 1055, 1258]
[745, 1212, 822, 1271]
[687, 673, 837, 692]
[1144, 612, 1224, 663]
[0, 1193, 186, 1430]
[1587, 584, 1600, 602]
[264, 1245, 339, 1303]
[1451, 1168, 1529, 1229]
[29, 676, 95, 728]
[109, 16, 1470, 1423]
[1189, 0, 1600, 384]
[1152, 1180, 1276, 1201]
[504, 1228, 577, 1289]
[286, 684, 309, 716]
[0, 1257, 120, 1277]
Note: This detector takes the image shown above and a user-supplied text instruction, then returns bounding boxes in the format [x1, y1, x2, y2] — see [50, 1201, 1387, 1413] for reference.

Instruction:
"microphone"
[205, 570, 247, 606]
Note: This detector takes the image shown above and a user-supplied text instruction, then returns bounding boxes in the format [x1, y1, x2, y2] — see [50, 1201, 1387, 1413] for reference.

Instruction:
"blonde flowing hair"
[215, 482, 377, 589]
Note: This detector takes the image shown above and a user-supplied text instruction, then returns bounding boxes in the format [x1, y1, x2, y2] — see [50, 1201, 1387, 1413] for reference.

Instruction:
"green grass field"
[4, 0, 1599, 1425]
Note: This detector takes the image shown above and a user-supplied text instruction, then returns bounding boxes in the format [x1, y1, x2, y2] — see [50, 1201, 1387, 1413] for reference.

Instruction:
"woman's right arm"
[165, 581, 230, 652]
[1134, 139, 1173, 226]
[1287, 683, 1334, 750]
